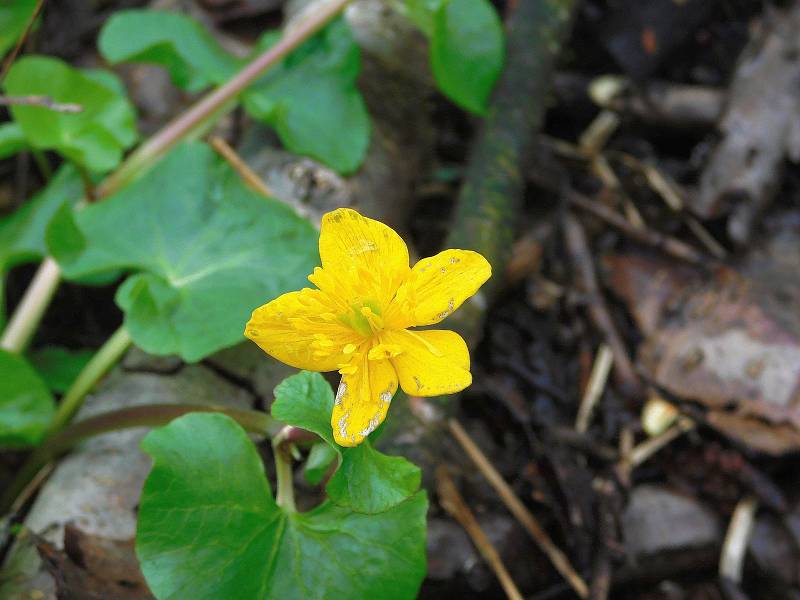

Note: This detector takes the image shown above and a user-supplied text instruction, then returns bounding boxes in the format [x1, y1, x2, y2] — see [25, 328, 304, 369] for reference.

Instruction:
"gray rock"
[622, 485, 721, 559]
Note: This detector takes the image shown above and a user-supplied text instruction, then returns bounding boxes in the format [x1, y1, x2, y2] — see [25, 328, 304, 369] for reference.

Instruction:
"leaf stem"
[0, 256, 60, 353]
[1, 403, 278, 513]
[0, 0, 352, 353]
[46, 325, 132, 436]
[273, 427, 298, 513]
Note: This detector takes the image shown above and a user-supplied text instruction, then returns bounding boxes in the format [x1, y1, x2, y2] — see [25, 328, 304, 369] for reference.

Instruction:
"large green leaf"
[0, 0, 38, 57]
[243, 20, 369, 174]
[272, 371, 421, 514]
[3, 56, 138, 173]
[98, 9, 240, 93]
[46, 142, 318, 362]
[430, 0, 504, 115]
[0, 349, 55, 447]
[137, 413, 427, 600]
[0, 164, 83, 273]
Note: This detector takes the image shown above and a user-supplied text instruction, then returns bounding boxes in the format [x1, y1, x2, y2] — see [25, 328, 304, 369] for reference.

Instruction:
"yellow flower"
[245, 208, 491, 447]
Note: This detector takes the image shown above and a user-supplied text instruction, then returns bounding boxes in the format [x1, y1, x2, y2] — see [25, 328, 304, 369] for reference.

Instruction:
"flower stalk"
[46, 325, 133, 436]
[0, 0, 352, 353]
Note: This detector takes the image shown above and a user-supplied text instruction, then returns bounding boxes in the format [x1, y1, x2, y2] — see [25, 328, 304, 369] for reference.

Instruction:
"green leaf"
[0, 164, 84, 272]
[0, 121, 28, 159]
[272, 371, 421, 514]
[47, 142, 318, 362]
[430, 0, 504, 115]
[0, 0, 37, 57]
[137, 413, 427, 600]
[98, 9, 241, 92]
[27, 346, 94, 393]
[304, 442, 338, 485]
[3, 56, 138, 173]
[0, 349, 55, 447]
[242, 19, 370, 174]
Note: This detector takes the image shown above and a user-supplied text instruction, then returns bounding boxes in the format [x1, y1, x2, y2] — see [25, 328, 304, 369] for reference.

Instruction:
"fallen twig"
[719, 495, 758, 584]
[563, 214, 640, 396]
[209, 136, 275, 198]
[575, 344, 614, 434]
[0, 94, 83, 113]
[566, 190, 709, 266]
[449, 419, 590, 599]
[436, 465, 524, 600]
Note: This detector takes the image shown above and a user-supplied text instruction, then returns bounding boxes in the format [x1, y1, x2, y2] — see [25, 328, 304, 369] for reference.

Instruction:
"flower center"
[340, 300, 384, 338]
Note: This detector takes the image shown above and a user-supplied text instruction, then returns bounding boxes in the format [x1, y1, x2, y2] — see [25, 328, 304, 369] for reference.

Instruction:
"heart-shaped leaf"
[98, 11, 368, 174]
[46, 142, 318, 362]
[272, 371, 421, 514]
[430, 0, 504, 115]
[137, 412, 427, 600]
[3, 56, 138, 173]
[0, 349, 55, 447]
[0, 0, 38, 57]
[243, 20, 369, 174]
[98, 9, 240, 92]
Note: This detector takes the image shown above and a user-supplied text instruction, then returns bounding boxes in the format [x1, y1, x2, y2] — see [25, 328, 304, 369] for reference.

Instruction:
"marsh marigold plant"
[245, 208, 491, 446]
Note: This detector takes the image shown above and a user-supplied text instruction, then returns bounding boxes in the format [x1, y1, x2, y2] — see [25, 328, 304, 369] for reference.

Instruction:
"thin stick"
[719, 495, 758, 583]
[449, 419, 589, 599]
[567, 191, 708, 266]
[626, 417, 695, 468]
[0, 0, 351, 352]
[575, 344, 614, 433]
[0, 0, 46, 84]
[436, 465, 524, 600]
[209, 136, 275, 198]
[563, 213, 640, 397]
[0, 95, 82, 113]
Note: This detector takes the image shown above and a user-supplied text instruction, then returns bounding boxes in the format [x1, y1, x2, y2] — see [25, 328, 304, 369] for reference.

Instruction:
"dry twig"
[449, 419, 590, 599]
[209, 136, 275, 198]
[719, 495, 759, 584]
[575, 344, 614, 434]
[563, 213, 640, 396]
[436, 465, 524, 600]
[0, 95, 82, 113]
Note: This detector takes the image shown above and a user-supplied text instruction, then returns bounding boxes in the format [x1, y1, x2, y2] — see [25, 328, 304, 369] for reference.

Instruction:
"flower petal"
[245, 288, 360, 372]
[401, 249, 491, 326]
[331, 356, 398, 447]
[385, 329, 471, 396]
[318, 208, 410, 307]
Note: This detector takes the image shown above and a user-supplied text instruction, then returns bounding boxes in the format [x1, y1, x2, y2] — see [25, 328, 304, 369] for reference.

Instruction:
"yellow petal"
[401, 249, 491, 327]
[385, 329, 471, 396]
[245, 288, 360, 372]
[331, 356, 398, 447]
[318, 208, 410, 307]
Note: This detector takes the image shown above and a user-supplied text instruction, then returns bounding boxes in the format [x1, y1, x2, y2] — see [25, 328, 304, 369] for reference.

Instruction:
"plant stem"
[46, 325, 132, 436]
[1, 403, 278, 513]
[0, 0, 351, 353]
[273, 428, 298, 513]
[0, 256, 60, 352]
[30, 149, 52, 180]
